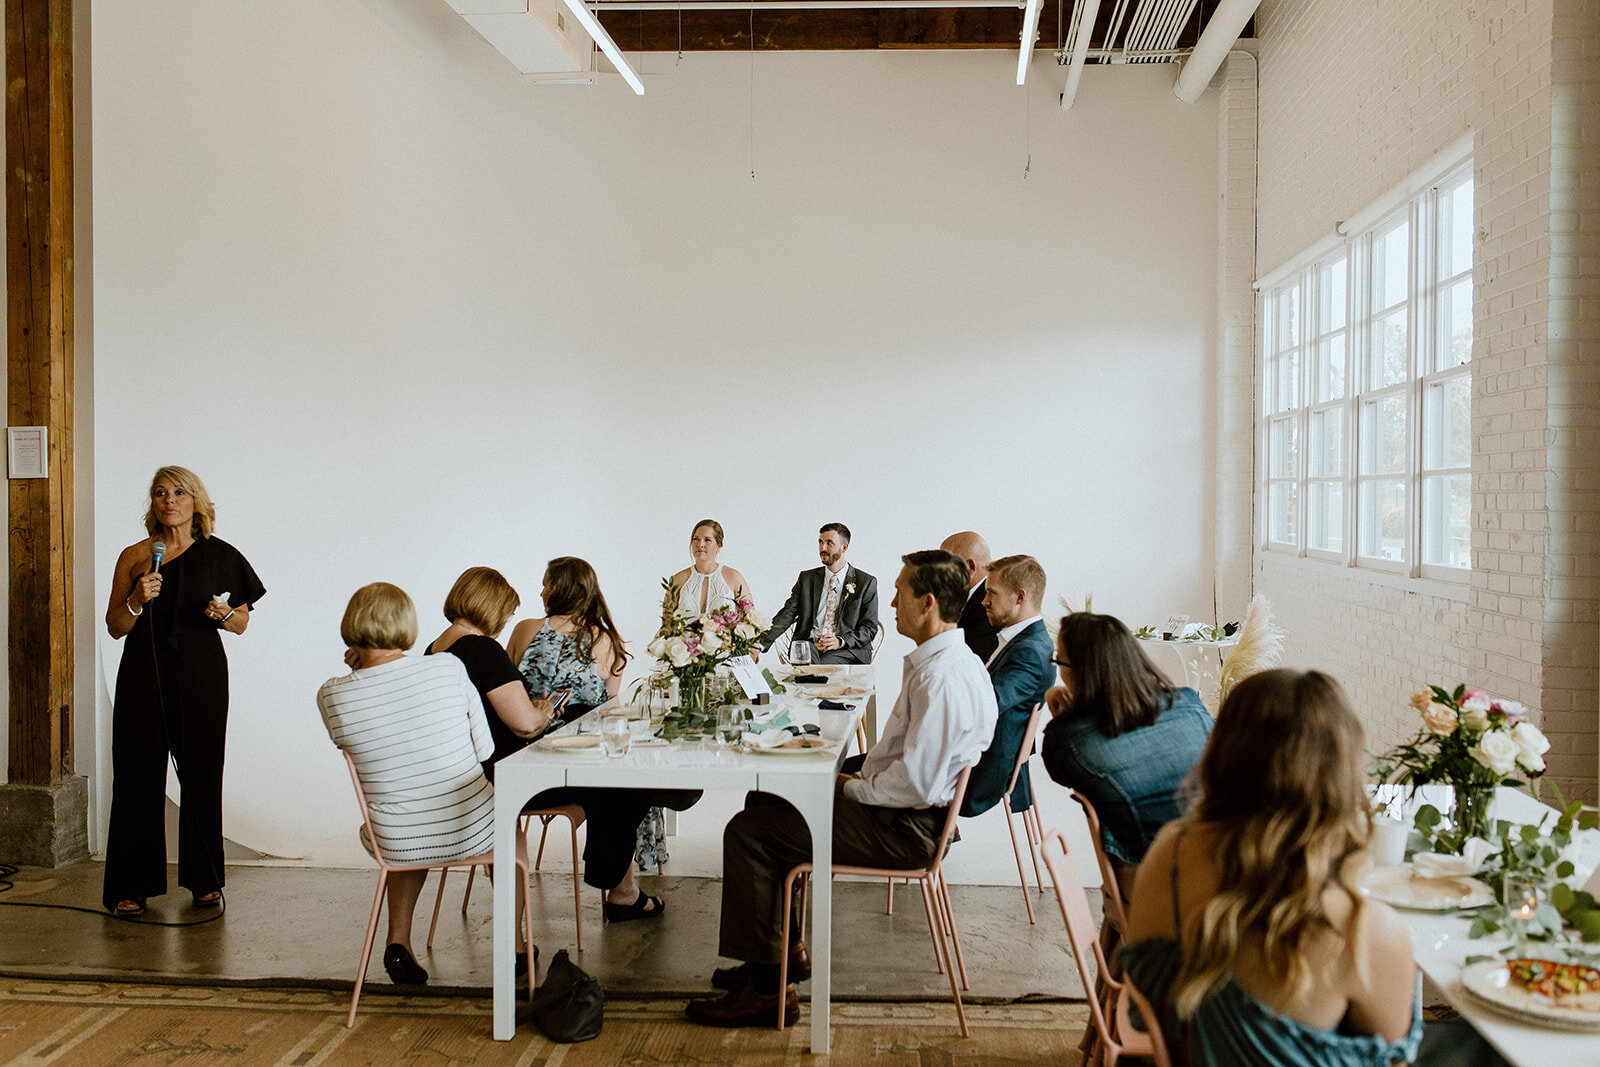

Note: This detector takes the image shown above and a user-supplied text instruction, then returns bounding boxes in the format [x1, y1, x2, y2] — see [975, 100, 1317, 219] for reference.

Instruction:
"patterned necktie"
[820, 574, 840, 636]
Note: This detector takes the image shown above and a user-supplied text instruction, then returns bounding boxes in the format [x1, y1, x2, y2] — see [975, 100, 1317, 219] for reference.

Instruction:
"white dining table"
[1388, 785, 1600, 1065]
[489, 679, 868, 1052]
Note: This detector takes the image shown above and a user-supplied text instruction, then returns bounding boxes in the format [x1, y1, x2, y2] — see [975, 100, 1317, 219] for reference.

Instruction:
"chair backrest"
[1070, 791, 1129, 932]
[870, 623, 885, 660]
[930, 765, 973, 867]
[1002, 703, 1046, 799]
[1041, 828, 1118, 1041]
[342, 750, 395, 871]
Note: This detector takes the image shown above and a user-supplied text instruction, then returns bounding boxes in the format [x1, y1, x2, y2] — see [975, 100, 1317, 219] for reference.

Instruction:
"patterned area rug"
[0, 977, 1091, 1065]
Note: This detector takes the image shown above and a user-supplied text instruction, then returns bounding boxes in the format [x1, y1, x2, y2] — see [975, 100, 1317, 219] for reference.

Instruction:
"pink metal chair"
[342, 752, 537, 1028]
[779, 766, 975, 1036]
[1069, 790, 1129, 936]
[429, 803, 587, 951]
[998, 702, 1048, 922]
[1040, 828, 1173, 1067]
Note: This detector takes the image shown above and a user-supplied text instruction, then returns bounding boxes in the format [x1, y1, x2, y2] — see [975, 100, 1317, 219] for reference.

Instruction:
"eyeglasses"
[1051, 658, 1072, 669]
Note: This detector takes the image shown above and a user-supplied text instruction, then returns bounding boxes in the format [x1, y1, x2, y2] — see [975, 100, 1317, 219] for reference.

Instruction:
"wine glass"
[790, 640, 812, 667]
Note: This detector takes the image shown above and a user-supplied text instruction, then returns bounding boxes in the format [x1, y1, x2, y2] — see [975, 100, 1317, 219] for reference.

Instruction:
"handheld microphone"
[151, 540, 166, 573]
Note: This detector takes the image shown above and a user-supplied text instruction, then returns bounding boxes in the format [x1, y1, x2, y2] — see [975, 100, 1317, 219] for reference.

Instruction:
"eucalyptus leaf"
[1415, 805, 1442, 830]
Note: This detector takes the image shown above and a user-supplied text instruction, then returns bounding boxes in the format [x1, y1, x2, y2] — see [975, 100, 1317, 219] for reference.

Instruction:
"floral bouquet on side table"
[1375, 684, 1550, 854]
[647, 577, 769, 740]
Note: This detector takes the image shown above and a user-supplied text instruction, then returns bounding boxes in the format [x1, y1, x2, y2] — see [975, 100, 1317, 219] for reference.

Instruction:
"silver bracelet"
[222, 608, 236, 624]
[126, 598, 143, 617]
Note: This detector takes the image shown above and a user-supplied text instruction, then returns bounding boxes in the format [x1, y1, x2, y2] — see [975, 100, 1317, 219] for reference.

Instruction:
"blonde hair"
[1173, 669, 1371, 1019]
[341, 582, 418, 651]
[987, 554, 1046, 606]
[143, 466, 216, 539]
[442, 566, 520, 638]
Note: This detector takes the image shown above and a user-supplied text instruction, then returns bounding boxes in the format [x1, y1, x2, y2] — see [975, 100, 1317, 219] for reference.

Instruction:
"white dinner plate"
[743, 736, 838, 756]
[786, 665, 842, 678]
[538, 735, 602, 752]
[1459, 958, 1600, 1030]
[1361, 866, 1495, 910]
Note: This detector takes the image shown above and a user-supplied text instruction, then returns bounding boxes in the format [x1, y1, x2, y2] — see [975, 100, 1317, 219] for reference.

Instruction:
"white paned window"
[1257, 165, 1473, 579]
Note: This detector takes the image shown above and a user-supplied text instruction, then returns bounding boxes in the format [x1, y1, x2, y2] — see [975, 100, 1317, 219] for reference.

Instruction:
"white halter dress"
[677, 566, 738, 616]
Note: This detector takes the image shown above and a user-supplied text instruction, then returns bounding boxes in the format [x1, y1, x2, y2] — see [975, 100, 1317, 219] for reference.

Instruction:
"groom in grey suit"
[760, 523, 880, 664]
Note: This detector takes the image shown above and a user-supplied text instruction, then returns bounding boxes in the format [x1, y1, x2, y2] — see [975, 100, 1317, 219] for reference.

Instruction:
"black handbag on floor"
[523, 949, 603, 1043]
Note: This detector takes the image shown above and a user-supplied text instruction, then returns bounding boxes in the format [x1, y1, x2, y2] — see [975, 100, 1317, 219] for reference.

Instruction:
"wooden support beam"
[6, 0, 75, 786]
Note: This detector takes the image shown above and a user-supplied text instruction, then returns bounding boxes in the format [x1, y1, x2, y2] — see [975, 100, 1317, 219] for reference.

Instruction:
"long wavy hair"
[143, 466, 216, 539]
[1056, 612, 1176, 737]
[542, 556, 630, 677]
[1172, 668, 1372, 1019]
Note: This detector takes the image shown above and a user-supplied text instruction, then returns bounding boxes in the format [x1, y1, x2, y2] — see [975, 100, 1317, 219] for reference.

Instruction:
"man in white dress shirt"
[686, 549, 998, 1028]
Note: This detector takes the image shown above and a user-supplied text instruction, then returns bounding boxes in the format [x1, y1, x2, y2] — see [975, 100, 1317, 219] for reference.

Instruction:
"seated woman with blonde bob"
[1121, 669, 1423, 1066]
[317, 582, 502, 986]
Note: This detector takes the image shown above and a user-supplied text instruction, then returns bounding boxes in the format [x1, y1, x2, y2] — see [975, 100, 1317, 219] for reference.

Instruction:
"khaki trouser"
[717, 790, 946, 966]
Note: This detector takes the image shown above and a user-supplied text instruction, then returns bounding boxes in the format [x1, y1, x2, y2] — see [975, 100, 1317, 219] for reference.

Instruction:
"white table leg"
[788, 777, 834, 1053]
[492, 784, 519, 1039]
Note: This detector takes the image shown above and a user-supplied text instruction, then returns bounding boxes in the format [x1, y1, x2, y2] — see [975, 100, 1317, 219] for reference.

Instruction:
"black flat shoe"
[192, 890, 222, 908]
[110, 898, 146, 918]
[603, 892, 665, 922]
[383, 943, 428, 985]
[515, 946, 539, 977]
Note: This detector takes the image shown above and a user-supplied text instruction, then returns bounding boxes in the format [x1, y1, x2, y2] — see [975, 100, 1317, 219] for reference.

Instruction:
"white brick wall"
[1216, 50, 1257, 619]
[1253, 0, 1598, 801]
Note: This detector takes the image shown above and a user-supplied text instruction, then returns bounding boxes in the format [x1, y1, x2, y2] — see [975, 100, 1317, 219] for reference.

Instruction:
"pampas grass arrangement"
[1218, 594, 1285, 703]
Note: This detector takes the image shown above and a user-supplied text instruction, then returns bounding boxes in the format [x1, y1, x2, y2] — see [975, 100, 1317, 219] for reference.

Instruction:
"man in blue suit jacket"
[960, 555, 1056, 818]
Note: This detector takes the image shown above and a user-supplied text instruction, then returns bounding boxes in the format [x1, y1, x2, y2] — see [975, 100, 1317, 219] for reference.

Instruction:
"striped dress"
[318, 655, 497, 865]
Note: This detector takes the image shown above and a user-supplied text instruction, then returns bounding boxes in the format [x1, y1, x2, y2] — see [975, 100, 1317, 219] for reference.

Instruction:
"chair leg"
[427, 867, 448, 950]
[523, 864, 538, 1006]
[936, 873, 970, 990]
[1002, 803, 1037, 924]
[1025, 804, 1046, 893]
[461, 865, 476, 913]
[535, 815, 553, 870]
[569, 815, 583, 952]
[348, 870, 389, 1028]
[886, 876, 896, 915]
[778, 867, 807, 1030]
[917, 877, 946, 973]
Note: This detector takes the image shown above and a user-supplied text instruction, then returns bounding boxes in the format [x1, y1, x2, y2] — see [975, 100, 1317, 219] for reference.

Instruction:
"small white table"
[1392, 786, 1600, 1065]
[490, 695, 865, 1052]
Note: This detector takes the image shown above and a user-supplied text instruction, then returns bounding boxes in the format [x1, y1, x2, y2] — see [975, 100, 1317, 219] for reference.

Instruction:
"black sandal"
[111, 898, 146, 918]
[192, 890, 222, 908]
[603, 892, 665, 922]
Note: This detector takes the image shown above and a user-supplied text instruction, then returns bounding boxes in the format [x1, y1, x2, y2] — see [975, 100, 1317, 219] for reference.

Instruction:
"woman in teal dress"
[1121, 669, 1425, 1066]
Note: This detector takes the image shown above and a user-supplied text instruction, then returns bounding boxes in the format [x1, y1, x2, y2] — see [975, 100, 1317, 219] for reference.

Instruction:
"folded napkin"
[818, 699, 856, 711]
[1412, 840, 1493, 878]
[791, 674, 828, 684]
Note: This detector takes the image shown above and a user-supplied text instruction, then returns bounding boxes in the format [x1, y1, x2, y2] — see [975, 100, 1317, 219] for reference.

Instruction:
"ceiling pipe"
[1172, 0, 1259, 103]
[1058, 0, 1103, 110]
[1017, 0, 1043, 84]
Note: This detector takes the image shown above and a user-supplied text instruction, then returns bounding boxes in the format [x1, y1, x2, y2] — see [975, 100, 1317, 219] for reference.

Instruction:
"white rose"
[666, 637, 692, 667]
[647, 636, 667, 659]
[1516, 751, 1546, 774]
[1497, 700, 1527, 721]
[1511, 722, 1550, 758]
[735, 621, 758, 639]
[700, 630, 722, 655]
[748, 612, 771, 631]
[1459, 696, 1492, 732]
[1469, 731, 1519, 776]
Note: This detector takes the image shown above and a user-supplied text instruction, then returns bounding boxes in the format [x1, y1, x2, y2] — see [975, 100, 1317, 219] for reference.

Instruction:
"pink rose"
[1420, 701, 1458, 736]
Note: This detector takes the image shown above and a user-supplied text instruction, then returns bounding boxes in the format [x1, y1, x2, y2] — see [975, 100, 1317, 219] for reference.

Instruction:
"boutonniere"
[845, 582, 856, 597]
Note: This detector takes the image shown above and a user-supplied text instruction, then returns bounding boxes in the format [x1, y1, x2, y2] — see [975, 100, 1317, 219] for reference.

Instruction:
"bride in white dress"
[669, 519, 754, 615]
[638, 519, 756, 872]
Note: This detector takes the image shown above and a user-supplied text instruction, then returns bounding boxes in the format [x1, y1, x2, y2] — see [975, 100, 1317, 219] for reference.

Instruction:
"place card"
[1161, 613, 1189, 640]
[728, 655, 771, 699]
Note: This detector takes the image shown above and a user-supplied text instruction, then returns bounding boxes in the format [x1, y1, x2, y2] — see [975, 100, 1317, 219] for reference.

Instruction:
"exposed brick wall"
[1253, 0, 1597, 801]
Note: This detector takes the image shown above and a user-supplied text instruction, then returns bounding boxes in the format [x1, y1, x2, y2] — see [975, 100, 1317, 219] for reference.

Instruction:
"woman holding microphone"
[102, 467, 265, 917]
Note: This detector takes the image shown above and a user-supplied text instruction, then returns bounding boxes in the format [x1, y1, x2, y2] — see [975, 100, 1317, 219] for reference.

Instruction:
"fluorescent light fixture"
[557, 0, 646, 94]
[1017, 0, 1042, 84]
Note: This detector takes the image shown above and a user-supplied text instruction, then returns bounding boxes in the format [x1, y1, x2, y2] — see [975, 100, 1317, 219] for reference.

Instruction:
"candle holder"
[1501, 871, 1545, 955]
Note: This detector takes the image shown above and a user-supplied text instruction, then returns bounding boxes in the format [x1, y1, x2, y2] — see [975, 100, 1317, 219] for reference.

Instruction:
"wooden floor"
[0, 976, 1092, 1065]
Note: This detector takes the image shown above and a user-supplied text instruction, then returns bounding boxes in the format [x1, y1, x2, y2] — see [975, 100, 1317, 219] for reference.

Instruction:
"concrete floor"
[0, 860, 1090, 1003]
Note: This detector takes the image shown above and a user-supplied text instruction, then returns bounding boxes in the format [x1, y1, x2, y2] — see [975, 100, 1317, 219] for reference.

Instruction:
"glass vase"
[675, 671, 707, 721]
[1449, 782, 1495, 848]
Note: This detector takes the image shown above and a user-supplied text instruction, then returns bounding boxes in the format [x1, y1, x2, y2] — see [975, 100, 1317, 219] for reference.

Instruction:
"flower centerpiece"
[647, 577, 769, 739]
[1376, 684, 1550, 853]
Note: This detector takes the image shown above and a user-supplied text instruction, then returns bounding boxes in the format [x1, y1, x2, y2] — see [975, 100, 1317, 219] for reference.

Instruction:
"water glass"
[715, 705, 740, 748]
[818, 707, 852, 742]
[1502, 872, 1544, 954]
[790, 640, 812, 667]
[601, 714, 632, 758]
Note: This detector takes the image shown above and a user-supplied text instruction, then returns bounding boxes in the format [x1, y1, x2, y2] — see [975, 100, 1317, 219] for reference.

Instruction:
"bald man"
[939, 531, 998, 661]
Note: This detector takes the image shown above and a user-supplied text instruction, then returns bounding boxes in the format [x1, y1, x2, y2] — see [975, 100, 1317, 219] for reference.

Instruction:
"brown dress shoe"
[710, 942, 812, 990]
[685, 981, 801, 1028]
